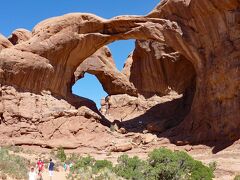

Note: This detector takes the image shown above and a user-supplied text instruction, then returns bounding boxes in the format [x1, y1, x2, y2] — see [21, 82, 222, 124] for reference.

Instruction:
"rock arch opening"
[108, 40, 135, 71]
[72, 73, 107, 109]
[70, 38, 197, 135]
[72, 40, 136, 109]
[99, 40, 197, 134]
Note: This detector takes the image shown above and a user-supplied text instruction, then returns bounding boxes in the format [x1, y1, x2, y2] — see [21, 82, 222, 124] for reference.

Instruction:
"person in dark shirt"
[48, 159, 55, 180]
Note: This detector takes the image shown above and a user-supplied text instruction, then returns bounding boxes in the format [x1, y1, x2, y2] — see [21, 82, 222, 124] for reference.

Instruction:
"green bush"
[70, 155, 95, 172]
[68, 156, 117, 180]
[148, 148, 214, 180]
[234, 175, 240, 180]
[56, 147, 67, 162]
[114, 154, 150, 180]
[0, 148, 29, 179]
[93, 160, 113, 173]
[67, 153, 81, 164]
[66, 148, 214, 180]
[113, 148, 214, 180]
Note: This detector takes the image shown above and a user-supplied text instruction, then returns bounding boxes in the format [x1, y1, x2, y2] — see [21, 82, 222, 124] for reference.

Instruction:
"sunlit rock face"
[0, 0, 239, 148]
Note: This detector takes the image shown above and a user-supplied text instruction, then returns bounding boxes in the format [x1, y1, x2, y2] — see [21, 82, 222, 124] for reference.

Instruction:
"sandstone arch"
[0, 0, 239, 146]
[3, 14, 181, 98]
[74, 46, 137, 96]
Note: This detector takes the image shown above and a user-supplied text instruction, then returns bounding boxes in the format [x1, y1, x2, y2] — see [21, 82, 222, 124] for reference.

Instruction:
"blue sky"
[0, 0, 159, 108]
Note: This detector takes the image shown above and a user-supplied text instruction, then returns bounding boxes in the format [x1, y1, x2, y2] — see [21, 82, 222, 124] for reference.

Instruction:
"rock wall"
[147, 0, 240, 142]
[0, 85, 110, 148]
[123, 40, 196, 98]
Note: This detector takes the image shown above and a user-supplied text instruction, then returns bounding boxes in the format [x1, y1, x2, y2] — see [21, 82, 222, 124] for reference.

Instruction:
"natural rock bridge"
[0, 0, 239, 148]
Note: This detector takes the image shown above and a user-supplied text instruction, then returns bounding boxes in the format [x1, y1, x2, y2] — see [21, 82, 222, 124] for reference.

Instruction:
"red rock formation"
[8, 29, 32, 45]
[0, 0, 239, 148]
[74, 46, 137, 96]
[123, 40, 196, 98]
[147, 0, 240, 142]
[0, 34, 13, 50]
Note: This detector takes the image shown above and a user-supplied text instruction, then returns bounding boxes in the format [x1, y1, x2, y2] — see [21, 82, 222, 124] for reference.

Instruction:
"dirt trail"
[42, 170, 67, 180]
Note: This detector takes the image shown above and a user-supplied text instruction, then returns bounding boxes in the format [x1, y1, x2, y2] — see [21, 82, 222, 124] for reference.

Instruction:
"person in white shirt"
[28, 167, 37, 180]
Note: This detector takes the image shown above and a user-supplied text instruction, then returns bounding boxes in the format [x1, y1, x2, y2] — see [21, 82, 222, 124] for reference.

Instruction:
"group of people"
[28, 158, 55, 180]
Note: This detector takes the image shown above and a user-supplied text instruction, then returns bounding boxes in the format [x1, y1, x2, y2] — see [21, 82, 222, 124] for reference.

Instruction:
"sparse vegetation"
[114, 154, 149, 180]
[0, 146, 215, 180]
[208, 161, 217, 172]
[67, 153, 81, 164]
[56, 146, 67, 162]
[0, 147, 29, 179]
[67, 148, 214, 180]
[4, 146, 23, 153]
[67, 155, 116, 180]
[234, 175, 240, 180]
[110, 124, 116, 132]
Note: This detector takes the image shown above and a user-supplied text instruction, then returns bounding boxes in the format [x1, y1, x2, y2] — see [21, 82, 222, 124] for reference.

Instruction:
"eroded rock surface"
[0, 34, 13, 51]
[123, 40, 196, 98]
[0, 0, 239, 148]
[8, 29, 32, 45]
[147, 0, 240, 142]
[75, 46, 137, 96]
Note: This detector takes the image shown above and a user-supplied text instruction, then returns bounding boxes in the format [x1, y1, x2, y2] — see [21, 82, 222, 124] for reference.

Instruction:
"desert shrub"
[234, 175, 240, 180]
[67, 153, 81, 164]
[68, 166, 121, 180]
[56, 147, 66, 162]
[68, 166, 92, 180]
[67, 156, 118, 180]
[67, 148, 214, 180]
[114, 148, 214, 180]
[114, 154, 151, 180]
[94, 168, 123, 180]
[50, 149, 55, 157]
[208, 161, 217, 172]
[4, 146, 23, 153]
[93, 160, 113, 173]
[148, 148, 214, 180]
[70, 155, 95, 172]
[0, 148, 29, 179]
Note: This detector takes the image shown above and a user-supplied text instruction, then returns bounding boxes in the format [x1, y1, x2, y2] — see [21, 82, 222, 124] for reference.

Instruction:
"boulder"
[111, 143, 132, 152]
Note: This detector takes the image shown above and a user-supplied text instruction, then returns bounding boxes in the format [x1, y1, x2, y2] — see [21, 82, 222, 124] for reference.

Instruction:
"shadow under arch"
[99, 40, 197, 139]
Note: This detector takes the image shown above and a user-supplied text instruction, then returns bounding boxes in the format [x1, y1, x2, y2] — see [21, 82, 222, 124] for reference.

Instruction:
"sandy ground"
[42, 170, 67, 180]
